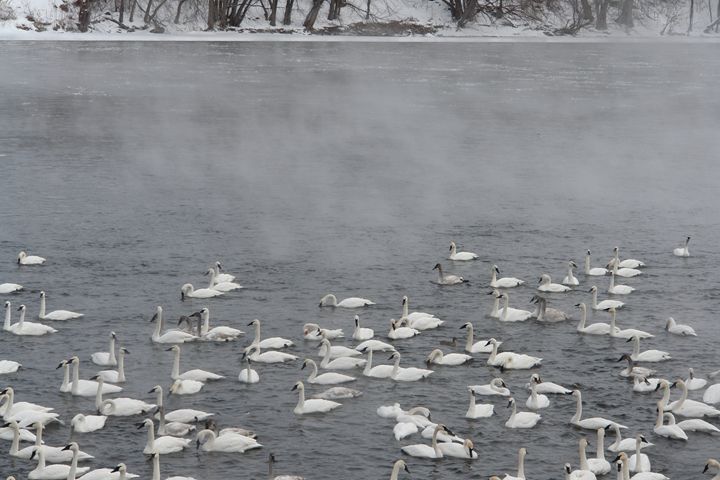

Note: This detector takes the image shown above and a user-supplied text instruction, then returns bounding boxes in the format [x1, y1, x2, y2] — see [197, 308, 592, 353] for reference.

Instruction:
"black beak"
[111, 465, 121, 473]
[147, 388, 156, 394]
[612, 454, 622, 463]
[247, 322, 254, 326]
[135, 422, 145, 429]
[165, 347, 174, 351]
[301, 362, 306, 370]
[62, 444, 72, 451]
[404, 465, 410, 474]
[180, 292, 185, 301]
[16, 306, 22, 311]
[444, 426, 455, 436]
[291, 384, 298, 392]
[150, 313, 158, 322]
[703, 464, 709, 473]
[459, 324, 467, 330]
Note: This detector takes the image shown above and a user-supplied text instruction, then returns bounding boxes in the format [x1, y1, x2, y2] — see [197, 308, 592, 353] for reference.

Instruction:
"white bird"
[70, 413, 107, 433]
[576, 303, 611, 335]
[628, 435, 651, 472]
[95, 378, 156, 417]
[211, 261, 235, 283]
[459, 322, 496, 353]
[138, 418, 191, 454]
[627, 336, 671, 362]
[465, 389, 494, 418]
[303, 324, 343, 341]
[526, 373, 572, 394]
[389, 352, 433, 382]
[490, 264, 524, 288]
[37, 291, 83, 321]
[498, 292, 533, 322]
[312, 387, 362, 400]
[588, 428, 612, 475]
[150, 306, 197, 344]
[401, 424, 451, 458]
[0, 387, 53, 417]
[653, 401, 688, 440]
[534, 296, 570, 322]
[191, 308, 244, 341]
[433, 263, 466, 285]
[319, 339, 365, 369]
[396, 406, 433, 428]
[448, 241, 478, 261]
[525, 375, 550, 409]
[538, 274, 571, 293]
[664, 317, 696, 336]
[1, 401, 60, 428]
[502, 447, 527, 480]
[564, 461, 596, 480]
[97, 347, 129, 383]
[505, 397, 541, 429]
[10, 305, 57, 336]
[608, 308, 653, 339]
[28, 446, 90, 480]
[608, 273, 635, 295]
[147, 452, 197, 480]
[180, 283, 223, 301]
[704, 382, 720, 405]
[608, 247, 645, 270]
[361, 348, 395, 379]
[584, 250, 609, 276]
[438, 438, 478, 459]
[291, 381, 340, 415]
[351, 315, 374, 341]
[486, 338, 542, 370]
[238, 357, 259, 384]
[671, 412, 720, 433]
[0, 283, 23, 294]
[617, 354, 655, 378]
[91, 332, 118, 366]
[425, 348, 472, 366]
[66, 357, 123, 397]
[168, 344, 224, 382]
[703, 459, 720, 480]
[590, 286, 624, 310]
[563, 261, 580, 286]
[571, 390, 626, 430]
[8, 421, 92, 462]
[244, 345, 297, 364]
[195, 428, 262, 452]
[0, 359, 20, 375]
[673, 236, 691, 257]
[205, 268, 242, 292]
[168, 378, 204, 395]
[613, 452, 668, 480]
[389, 459, 410, 480]
[608, 256, 642, 278]
[572, 438, 598, 479]
[248, 318, 293, 349]
[355, 339, 395, 352]
[393, 421, 418, 440]
[633, 375, 660, 393]
[156, 405, 195, 437]
[150, 386, 213, 424]
[488, 290, 502, 318]
[399, 296, 437, 325]
[667, 379, 720, 417]
[387, 319, 419, 340]
[318, 294, 374, 308]
[302, 358, 356, 385]
[267, 452, 304, 480]
[17, 251, 45, 265]
[608, 426, 652, 453]
[317, 338, 360, 359]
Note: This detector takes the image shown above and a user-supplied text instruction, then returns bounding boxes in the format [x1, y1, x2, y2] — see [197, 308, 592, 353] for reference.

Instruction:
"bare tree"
[303, 0, 324, 29]
[269, 0, 278, 24]
[615, 0, 633, 27]
[282, 0, 294, 24]
[174, 0, 189, 22]
[78, 0, 93, 31]
[688, 0, 694, 32]
[594, 0, 608, 29]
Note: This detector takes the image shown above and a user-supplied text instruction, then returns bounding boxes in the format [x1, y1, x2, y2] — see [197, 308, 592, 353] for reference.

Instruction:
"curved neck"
[39, 296, 46, 317]
[436, 266, 443, 282]
[321, 343, 332, 366]
[207, 270, 217, 289]
[655, 405, 664, 428]
[572, 394, 582, 422]
[391, 356, 401, 376]
[363, 350, 373, 374]
[307, 361, 318, 380]
[489, 341, 498, 361]
[579, 442, 589, 470]
[295, 386, 305, 409]
[577, 305, 587, 330]
[390, 462, 404, 480]
[610, 425, 622, 448]
[172, 350, 181, 378]
[596, 431, 605, 460]
[675, 382, 689, 407]
[510, 401, 517, 419]
[431, 427, 442, 456]
[464, 325, 474, 351]
[152, 454, 161, 480]
[659, 384, 670, 407]
[517, 451, 525, 478]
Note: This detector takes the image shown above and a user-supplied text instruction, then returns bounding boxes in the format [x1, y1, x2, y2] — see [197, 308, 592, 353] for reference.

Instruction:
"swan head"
[291, 381, 304, 392]
[110, 464, 128, 474]
[588, 286, 598, 293]
[16, 304, 25, 312]
[617, 353, 632, 363]
[579, 437, 589, 449]
[301, 359, 315, 370]
[180, 284, 194, 301]
[432, 263, 441, 271]
[435, 423, 454, 436]
[168, 379, 183, 395]
[150, 306, 162, 322]
[148, 385, 163, 395]
[165, 345, 181, 353]
[688, 367, 696, 379]
[204, 268, 214, 276]
[564, 464, 572, 474]
[354, 315, 359, 327]
[449, 241, 456, 251]
[17, 251, 26, 263]
[62, 442, 79, 452]
[318, 294, 337, 307]
[402, 295, 408, 305]
[506, 397, 516, 408]
[247, 319, 260, 327]
[484, 338, 498, 347]
[459, 322, 471, 330]
[612, 452, 628, 464]
[705, 459, 720, 474]
[425, 349, 443, 365]
[571, 389, 581, 398]
[569, 261, 577, 268]
[530, 374, 542, 384]
[392, 459, 410, 474]
[136, 418, 153, 430]
[388, 352, 400, 361]
[492, 264, 500, 273]
[538, 274, 550, 284]
[39, 291, 45, 298]
[464, 439, 475, 457]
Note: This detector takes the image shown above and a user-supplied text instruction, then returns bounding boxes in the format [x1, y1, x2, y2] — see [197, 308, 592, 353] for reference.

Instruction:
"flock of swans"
[1, 236, 718, 480]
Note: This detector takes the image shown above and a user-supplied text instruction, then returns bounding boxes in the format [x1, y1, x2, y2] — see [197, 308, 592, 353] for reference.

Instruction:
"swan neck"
[490, 296, 499, 316]
[3, 306, 10, 329]
[309, 360, 318, 380]
[295, 386, 305, 410]
[39, 296, 46, 317]
[390, 462, 402, 480]
[207, 269, 216, 289]
[464, 325, 473, 351]
[622, 457, 630, 480]
[363, 350, 373, 374]
[596, 432, 605, 460]
[146, 424, 155, 449]
[10, 424, 19, 454]
[109, 336, 116, 364]
[18, 308, 24, 326]
[61, 364, 70, 390]
[68, 448, 79, 480]
[202, 311, 210, 336]
[579, 442, 589, 470]
[677, 382, 688, 407]
[489, 341, 498, 361]
[517, 450, 526, 478]
[584, 254, 591, 273]
[154, 310, 162, 337]
[632, 337, 639, 357]
[592, 289, 598, 307]
[402, 300, 408, 319]
[431, 427, 441, 457]
[95, 378, 104, 410]
[253, 323, 261, 344]
[391, 356, 400, 377]
[172, 350, 180, 378]
[572, 394, 582, 422]
[578, 305, 586, 329]
[72, 361, 80, 393]
[655, 405, 664, 428]
[155, 389, 163, 408]
[501, 295, 510, 320]
[152, 453, 160, 480]
[118, 353, 125, 382]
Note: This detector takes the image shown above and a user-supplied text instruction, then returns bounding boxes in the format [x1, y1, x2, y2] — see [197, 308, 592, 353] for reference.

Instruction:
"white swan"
[191, 308, 244, 341]
[673, 236, 690, 257]
[138, 418, 191, 454]
[304, 323, 343, 341]
[312, 387, 362, 400]
[400, 298, 443, 330]
[525, 375, 550, 409]
[486, 338, 542, 370]
[180, 283, 223, 301]
[613, 452, 669, 480]
[147, 452, 197, 480]
[70, 413, 107, 433]
[401, 424, 451, 458]
[238, 357, 259, 384]
[156, 405, 195, 437]
[498, 293, 533, 322]
[352, 315, 374, 341]
[11, 305, 56, 336]
[320, 339, 365, 369]
[0, 283, 23, 294]
[387, 319, 419, 340]
[389, 459, 410, 480]
[438, 438, 478, 459]
[57, 360, 71, 393]
[704, 459, 720, 480]
[572, 438, 599, 479]
[667, 379, 720, 417]
[91, 332, 117, 366]
[1, 399, 60, 428]
[205, 268, 242, 292]
[459, 322, 496, 353]
[150, 306, 197, 344]
[489, 290, 502, 318]
[608, 256, 642, 278]
[704, 383, 720, 405]
[576, 303, 611, 335]
[490, 265, 524, 288]
[627, 336, 671, 362]
[67, 357, 122, 397]
[538, 274, 571, 293]
[589, 287, 624, 310]
[244, 345, 297, 364]
[0, 420, 35, 442]
[465, 388, 494, 418]
[608, 247, 645, 270]
[571, 390, 626, 430]
[671, 412, 720, 433]
[526, 373, 572, 394]
[588, 428, 611, 475]
[267, 452, 304, 480]
[318, 294, 374, 308]
[502, 447, 527, 480]
[505, 397, 541, 428]
[396, 407, 433, 428]
[608, 308, 653, 339]
[38, 291, 83, 321]
[302, 358, 356, 384]
[8, 421, 93, 462]
[633, 375, 660, 393]
[291, 381, 340, 415]
[97, 347, 128, 384]
[565, 460, 596, 480]
[168, 378, 203, 395]
[95, 378, 156, 416]
[608, 426, 652, 453]
[534, 296, 570, 322]
[361, 348, 394, 378]
[617, 354, 655, 378]
[0, 387, 53, 416]
[211, 261, 235, 283]
[168, 344, 224, 382]
[195, 428, 262, 452]
[608, 273, 635, 295]
[664, 317, 696, 336]
[389, 352, 433, 382]
[28, 445, 90, 480]
[563, 261, 580, 286]
[628, 435, 651, 472]
[584, 250, 609, 276]
[17, 251, 45, 265]
[449, 241, 478, 261]
[426, 348, 472, 366]
[248, 319, 293, 349]
[653, 401, 687, 440]
[317, 338, 359, 359]
[0, 359, 21, 375]
[433, 263, 466, 285]
[149, 385, 213, 424]
[355, 339, 395, 352]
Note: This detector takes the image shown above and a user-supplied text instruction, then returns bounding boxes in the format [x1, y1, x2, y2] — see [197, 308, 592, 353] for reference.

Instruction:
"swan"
[627, 336, 671, 362]
[17, 251, 45, 265]
[67, 356, 123, 396]
[191, 308, 244, 341]
[238, 357, 259, 384]
[505, 397, 541, 428]
[585, 250, 609, 276]
[91, 332, 117, 366]
[196, 428, 262, 452]
[389, 459, 410, 480]
[564, 461, 596, 480]
[489, 290, 502, 318]
[490, 265, 524, 288]
[673, 236, 690, 257]
[318, 294, 374, 308]
[633, 375, 660, 393]
[138, 418, 191, 454]
[617, 354, 656, 378]
[449, 241, 478, 261]
[667, 379, 720, 417]
[684, 368, 707, 390]
[704, 459, 720, 480]
[361, 348, 394, 378]
[156, 405, 195, 437]
[393, 420, 418, 440]
[538, 274, 571, 293]
[168, 344, 224, 382]
[211, 261, 235, 283]
[608, 273, 635, 295]
[9, 421, 93, 461]
[613, 452, 669, 480]
[355, 339, 395, 352]
[248, 319, 293, 349]
[169, 378, 204, 395]
[573, 438, 599, 479]
[145, 452, 197, 480]
[312, 387, 362, 400]
[317, 337, 360, 358]
[668, 411, 720, 433]
[97, 347, 129, 383]
[387, 319, 419, 340]
[469, 378, 510, 396]
[37, 291, 83, 321]
[1, 399, 60, 428]
[70, 413, 107, 433]
[292, 381, 341, 415]
[389, 352, 433, 382]
[433, 263, 466, 285]
[205, 268, 242, 292]
[29, 445, 89, 480]
[401, 424, 452, 458]
[302, 358, 356, 384]
[486, 338, 542, 370]
[466, 388, 494, 418]
[0, 421, 35, 442]
[588, 428, 612, 475]
[438, 438, 478, 459]
[180, 283, 223, 301]
[571, 390, 626, 430]
[525, 375, 550, 409]
[653, 401, 687, 440]
[2, 301, 17, 331]
[459, 322, 496, 353]
[526, 373, 572, 394]
[400, 296, 437, 324]
[0, 283, 23, 294]
[704, 383, 720, 405]
[149, 385, 214, 423]
[0, 359, 20, 375]
[608, 426, 652, 453]
[0, 387, 53, 416]
[150, 306, 197, 344]
[563, 261, 580, 286]
[268, 452, 304, 480]
[426, 348, 472, 366]
[534, 296, 570, 322]
[66, 446, 138, 480]
[608, 247, 645, 270]
[303, 324, 343, 341]
[244, 345, 297, 364]
[401, 314, 443, 330]
[608, 309, 653, 339]
[498, 293, 533, 322]
[95, 378, 156, 416]
[576, 303, 611, 335]
[352, 315, 374, 341]
[396, 406, 433, 428]
[664, 317, 696, 336]
[11, 305, 57, 336]
[320, 339, 366, 369]
[57, 360, 71, 392]
[590, 287, 624, 310]
[502, 447, 527, 480]
[608, 257, 642, 278]
[628, 435, 651, 472]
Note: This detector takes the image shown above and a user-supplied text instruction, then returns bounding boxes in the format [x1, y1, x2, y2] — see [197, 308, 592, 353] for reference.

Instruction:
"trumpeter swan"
[389, 352, 433, 382]
[703, 459, 720, 480]
[29, 445, 89, 480]
[628, 435, 651, 472]
[438, 438, 478, 459]
[469, 378, 510, 396]
[425, 349, 472, 366]
[0, 419, 35, 442]
[704, 383, 720, 405]
[617, 354, 655, 378]
[498, 293, 533, 322]
[8, 421, 92, 461]
[459, 322, 496, 353]
[571, 390, 626, 430]
[211, 261, 235, 283]
[565, 460, 596, 480]
[433, 263, 466, 285]
[608, 247, 645, 270]
[168, 344, 224, 382]
[608, 274, 635, 295]
[180, 283, 223, 301]
[490, 265, 524, 288]
[589, 287, 624, 310]
[607, 308, 653, 339]
[195, 428, 262, 452]
[352, 315, 374, 341]
[248, 319, 293, 349]
[268, 452, 304, 480]
[318, 294, 374, 308]
[95, 377, 156, 416]
[191, 308, 243, 341]
[485, 338, 542, 370]
[673, 236, 690, 257]
[238, 358, 259, 384]
[91, 332, 117, 366]
[312, 387, 362, 400]
[168, 378, 203, 395]
[608, 426, 652, 453]
[0, 387, 53, 416]
[149, 385, 214, 423]
[667, 379, 720, 417]
[304, 324, 343, 341]
[319, 339, 366, 369]
[534, 296, 570, 322]
[355, 339, 395, 352]
[401, 424, 452, 458]
[0, 283, 23, 294]
[0, 359, 21, 375]
[502, 447, 527, 480]
[613, 452, 669, 480]
[584, 250, 608, 276]
[67, 357, 122, 396]
[150, 306, 197, 344]
[627, 336, 671, 362]
[138, 418, 191, 454]
[572, 438, 598, 479]
[489, 290, 502, 318]
[588, 428, 611, 475]
[633, 376, 660, 393]
[17, 251, 45, 265]
[361, 348, 395, 378]
[448, 241, 478, 261]
[97, 347, 129, 383]
[505, 398, 540, 428]
[525, 375, 550, 409]
[387, 319, 419, 340]
[205, 268, 242, 292]
[525, 373, 572, 394]
[389, 459, 410, 480]
[576, 303, 611, 335]
[400, 296, 436, 323]
[563, 261, 580, 286]
[465, 389, 494, 418]
[156, 406, 195, 437]
[70, 413, 107, 433]
[148, 452, 197, 480]
[608, 257, 642, 278]
[665, 317, 696, 336]
[302, 358, 356, 385]
[317, 338, 360, 358]
[653, 401, 687, 440]
[11, 305, 56, 336]
[291, 381, 341, 415]
[243, 345, 297, 364]
[538, 274, 571, 293]
[1, 399, 60, 428]
[38, 291, 83, 321]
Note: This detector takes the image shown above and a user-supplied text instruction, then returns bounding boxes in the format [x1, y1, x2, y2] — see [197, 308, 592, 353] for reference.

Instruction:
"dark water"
[0, 40, 719, 480]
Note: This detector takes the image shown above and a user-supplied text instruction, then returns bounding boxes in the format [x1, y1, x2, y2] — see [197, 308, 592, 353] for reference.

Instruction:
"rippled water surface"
[1, 40, 719, 480]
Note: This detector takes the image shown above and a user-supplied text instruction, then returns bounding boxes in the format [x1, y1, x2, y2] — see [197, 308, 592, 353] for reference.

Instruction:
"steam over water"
[1, 41, 719, 479]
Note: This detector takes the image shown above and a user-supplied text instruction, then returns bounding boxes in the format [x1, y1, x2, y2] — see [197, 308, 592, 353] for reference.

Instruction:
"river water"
[0, 40, 719, 480]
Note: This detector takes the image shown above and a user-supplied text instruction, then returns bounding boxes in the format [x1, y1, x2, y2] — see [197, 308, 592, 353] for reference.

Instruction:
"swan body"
[505, 397, 541, 428]
[585, 250, 609, 276]
[245, 345, 297, 364]
[588, 428, 612, 475]
[0, 283, 23, 294]
[673, 414, 720, 433]
[29, 445, 90, 480]
[156, 406, 195, 437]
[654, 402, 688, 440]
[313, 387, 362, 400]
[433, 263, 466, 285]
[628, 336, 671, 362]
[303, 358, 356, 385]
[0, 360, 20, 374]
[571, 390, 626, 430]
[393, 421, 417, 440]
[387, 318, 420, 340]
[396, 407, 433, 428]
[401, 424, 451, 458]
[486, 338, 542, 370]
[614, 452, 669, 480]
[320, 339, 365, 369]
[564, 462, 596, 480]
[317, 338, 360, 358]
[608, 309, 653, 339]
[438, 439, 478, 459]
[0, 387, 53, 417]
[196, 429, 262, 452]
[238, 358, 259, 384]
[150, 307, 197, 344]
[667, 379, 720, 417]
[139, 419, 191, 454]
[191, 308, 243, 341]
[17, 251, 45, 265]
[426, 348, 472, 366]
[352, 315, 374, 341]
[248, 319, 293, 349]
[211, 261, 235, 283]
[633, 376, 660, 393]
[180, 283, 223, 300]
[525, 376, 550, 409]
[160, 408, 213, 424]
[618, 354, 656, 378]
[498, 293, 533, 322]
[449, 241, 478, 261]
[97, 392, 156, 417]
[534, 296, 570, 322]
[303, 323, 343, 341]
[292, 381, 341, 415]
[355, 339, 395, 352]
[538, 274, 571, 292]
[608, 248, 645, 270]
[502, 448, 527, 480]
[70, 413, 107, 433]
[8, 421, 93, 462]
[704, 384, 720, 404]
[460, 322, 496, 353]
[97, 347, 128, 383]
[665, 317, 696, 336]
[389, 352, 433, 382]
[576, 303, 611, 335]
[608, 426, 652, 453]
[169, 378, 204, 395]
[608, 257, 642, 278]
[590, 287, 624, 310]
[362, 349, 394, 378]
[38, 291, 83, 321]
[168, 344, 224, 382]
[673, 236, 690, 257]
[563, 261, 580, 286]
[526, 374, 572, 394]
[11, 305, 57, 336]
[466, 389, 494, 418]
[608, 274, 635, 295]
[403, 314, 443, 330]
[0, 423, 36, 442]
[319, 294, 374, 308]
[205, 268, 242, 291]
[68, 356, 123, 396]
[91, 332, 117, 366]
[3, 405, 60, 428]
[490, 265, 524, 288]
